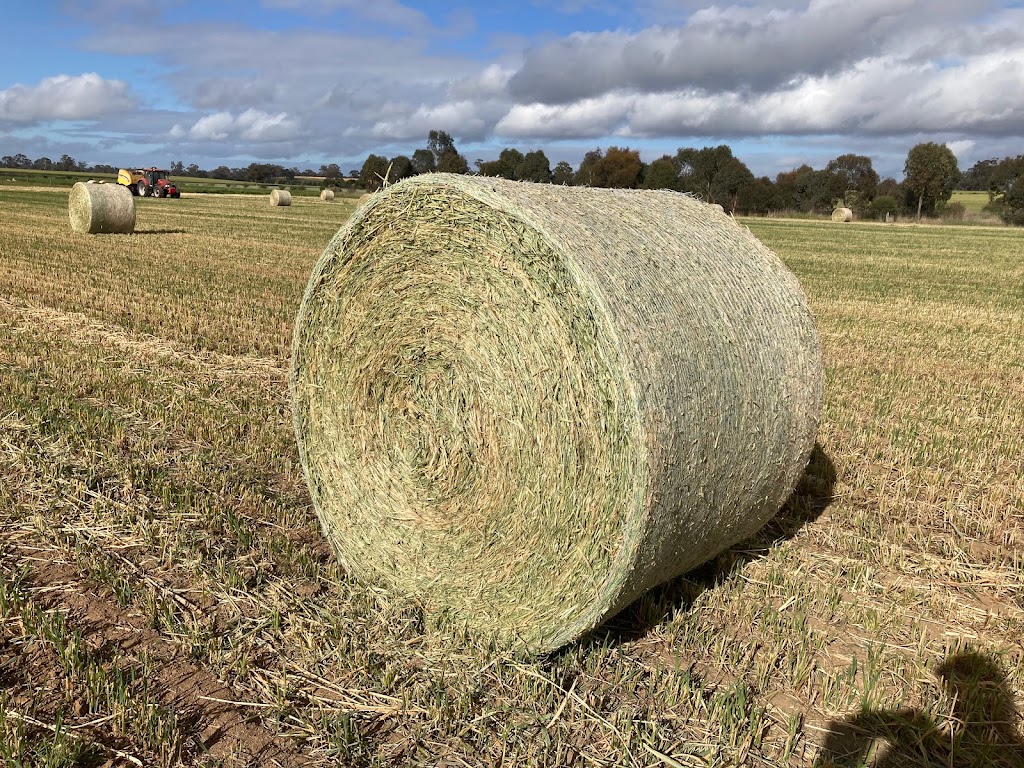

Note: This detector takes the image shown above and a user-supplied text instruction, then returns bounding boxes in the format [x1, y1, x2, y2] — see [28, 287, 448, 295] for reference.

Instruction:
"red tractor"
[117, 167, 181, 198]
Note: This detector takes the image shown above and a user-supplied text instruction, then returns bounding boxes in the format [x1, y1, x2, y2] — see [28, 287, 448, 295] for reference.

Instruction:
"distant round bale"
[357, 193, 373, 204]
[68, 181, 135, 234]
[270, 189, 292, 206]
[292, 174, 824, 653]
[709, 203, 725, 213]
[320, 189, 335, 202]
[832, 207, 853, 222]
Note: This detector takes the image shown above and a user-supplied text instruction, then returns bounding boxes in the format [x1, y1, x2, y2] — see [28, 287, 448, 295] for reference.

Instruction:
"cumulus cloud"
[0, 73, 135, 123]
[507, 0, 1005, 105]
[496, 95, 630, 139]
[371, 100, 497, 142]
[493, 18, 1024, 142]
[189, 109, 301, 141]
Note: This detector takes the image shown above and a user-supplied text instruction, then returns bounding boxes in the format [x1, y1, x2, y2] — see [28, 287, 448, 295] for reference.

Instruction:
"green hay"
[291, 174, 824, 653]
[68, 182, 135, 235]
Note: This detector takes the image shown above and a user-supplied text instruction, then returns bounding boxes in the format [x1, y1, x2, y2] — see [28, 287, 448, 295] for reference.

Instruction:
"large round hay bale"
[270, 189, 292, 206]
[831, 207, 853, 222]
[68, 181, 135, 234]
[291, 174, 823, 653]
[320, 189, 335, 202]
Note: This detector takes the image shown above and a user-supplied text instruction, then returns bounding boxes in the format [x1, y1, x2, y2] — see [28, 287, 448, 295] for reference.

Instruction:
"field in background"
[0, 167, 351, 196]
[950, 190, 992, 214]
[1, 189, 1022, 766]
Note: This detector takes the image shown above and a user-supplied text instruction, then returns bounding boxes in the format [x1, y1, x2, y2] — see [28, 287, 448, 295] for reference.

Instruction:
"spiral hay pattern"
[321, 189, 335, 202]
[270, 189, 292, 206]
[291, 174, 823, 653]
[832, 207, 853, 222]
[68, 182, 135, 234]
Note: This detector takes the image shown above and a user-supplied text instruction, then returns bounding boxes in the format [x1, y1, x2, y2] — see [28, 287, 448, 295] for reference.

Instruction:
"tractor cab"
[146, 169, 168, 187]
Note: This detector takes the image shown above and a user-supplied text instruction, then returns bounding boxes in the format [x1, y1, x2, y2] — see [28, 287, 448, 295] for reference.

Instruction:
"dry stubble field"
[0, 186, 1022, 767]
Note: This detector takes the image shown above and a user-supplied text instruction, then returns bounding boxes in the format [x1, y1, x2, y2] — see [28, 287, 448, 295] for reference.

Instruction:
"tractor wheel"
[137, 180, 149, 197]
[154, 186, 165, 198]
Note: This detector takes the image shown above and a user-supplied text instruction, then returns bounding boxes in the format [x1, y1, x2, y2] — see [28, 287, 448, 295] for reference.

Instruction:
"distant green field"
[950, 190, 991, 214]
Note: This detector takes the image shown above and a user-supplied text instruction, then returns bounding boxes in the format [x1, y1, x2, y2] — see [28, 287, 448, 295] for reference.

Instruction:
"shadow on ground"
[813, 651, 1024, 767]
[578, 442, 837, 649]
[133, 229, 187, 235]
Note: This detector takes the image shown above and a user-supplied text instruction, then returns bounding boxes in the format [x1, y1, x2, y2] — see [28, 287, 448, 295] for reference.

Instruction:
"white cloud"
[493, 47, 1024, 141]
[236, 108, 300, 141]
[507, 0, 1008, 105]
[449, 65, 516, 100]
[371, 100, 497, 142]
[189, 111, 235, 141]
[189, 109, 300, 142]
[496, 94, 631, 139]
[946, 139, 976, 160]
[0, 73, 135, 123]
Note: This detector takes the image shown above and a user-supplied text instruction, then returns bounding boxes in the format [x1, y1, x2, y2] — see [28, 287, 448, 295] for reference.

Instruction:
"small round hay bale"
[68, 181, 135, 234]
[709, 203, 725, 213]
[270, 189, 292, 206]
[831, 207, 853, 222]
[320, 189, 335, 202]
[292, 174, 823, 653]
[357, 192, 373, 204]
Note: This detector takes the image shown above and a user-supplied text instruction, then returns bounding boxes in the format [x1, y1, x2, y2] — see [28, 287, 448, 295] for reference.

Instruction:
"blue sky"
[2, 0, 1023, 178]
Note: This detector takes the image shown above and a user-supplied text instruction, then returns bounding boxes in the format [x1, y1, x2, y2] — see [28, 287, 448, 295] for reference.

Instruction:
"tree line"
[5, 134, 1024, 224]
[352, 133, 1024, 225]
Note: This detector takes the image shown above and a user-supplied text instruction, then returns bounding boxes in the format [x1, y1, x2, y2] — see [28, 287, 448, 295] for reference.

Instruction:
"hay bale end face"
[68, 181, 135, 234]
[270, 189, 292, 206]
[320, 189, 335, 202]
[292, 174, 823, 653]
[832, 207, 853, 222]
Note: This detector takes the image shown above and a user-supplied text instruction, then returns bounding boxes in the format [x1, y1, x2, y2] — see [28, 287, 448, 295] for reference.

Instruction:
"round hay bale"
[357, 192, 373, 204]
[320, 189, 335, 202]
[68, 181, 135, 235]
[709, 203, 725, 213]
[291, 174, 823, 653]
[270, 189, 292, 206]
[831, 207, 853, 222]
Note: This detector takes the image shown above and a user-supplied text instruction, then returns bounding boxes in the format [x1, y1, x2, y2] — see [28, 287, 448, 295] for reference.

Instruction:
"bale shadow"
[577, 443, 837, 649]
[133, 229, 186, 235]
[813, 650, 1024, 767]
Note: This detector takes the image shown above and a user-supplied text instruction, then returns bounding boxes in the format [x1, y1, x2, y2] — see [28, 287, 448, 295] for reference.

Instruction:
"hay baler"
[117, 168, 180, 198]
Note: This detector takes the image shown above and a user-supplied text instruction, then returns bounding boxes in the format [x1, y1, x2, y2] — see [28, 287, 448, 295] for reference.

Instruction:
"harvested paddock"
[1, 188, 1022, 767]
